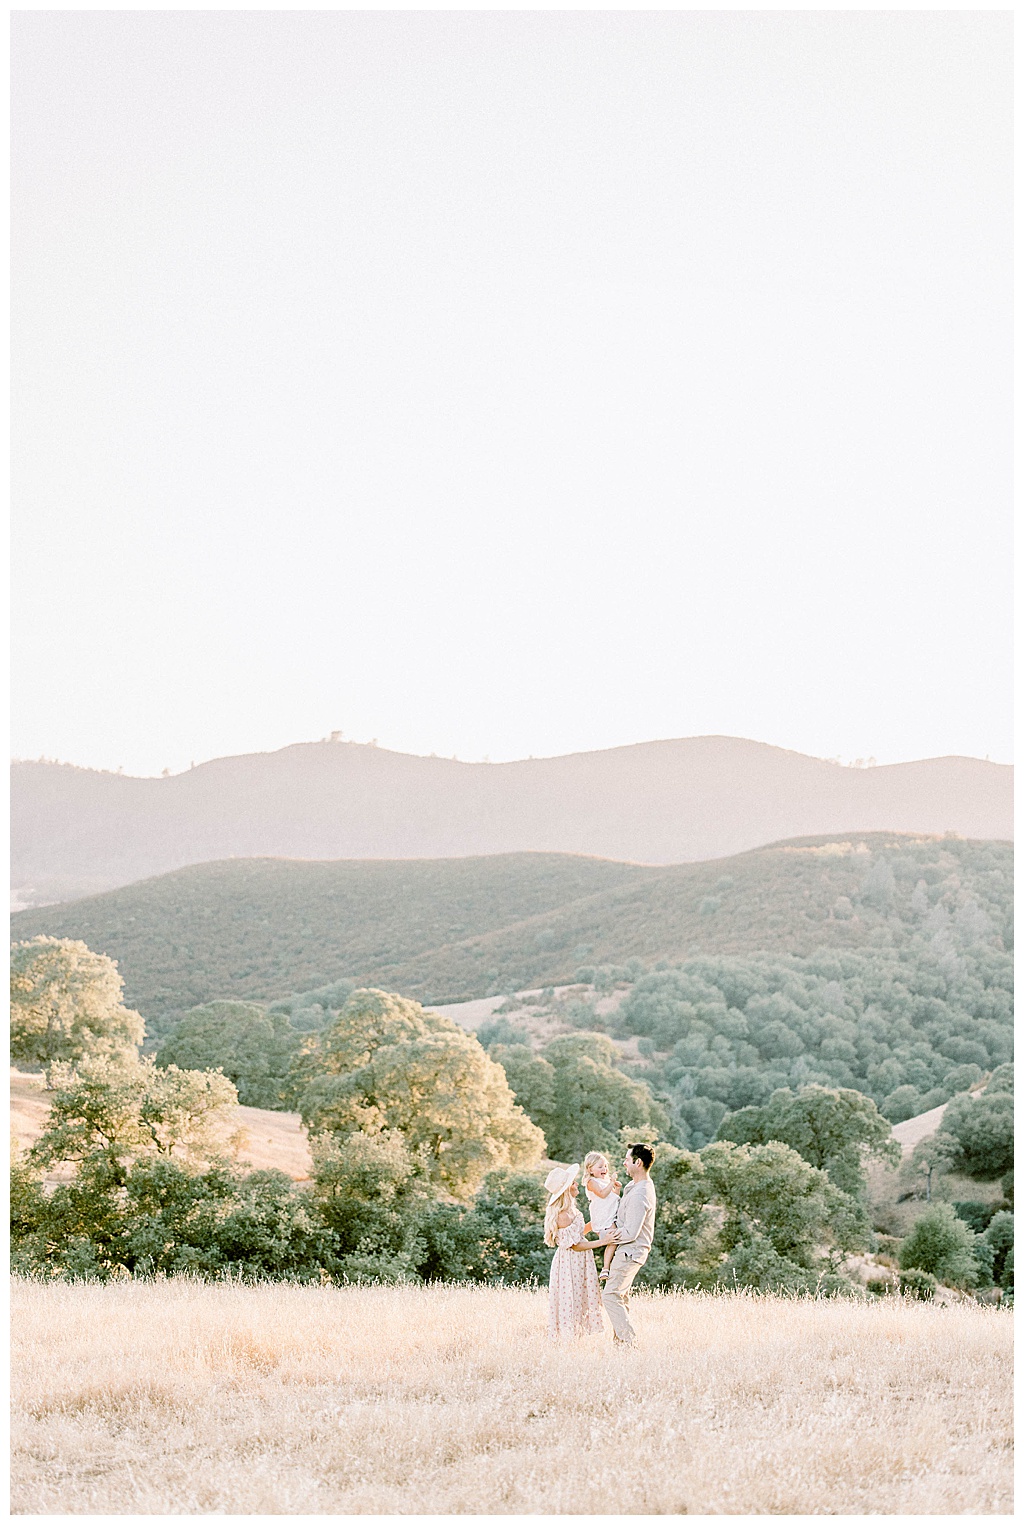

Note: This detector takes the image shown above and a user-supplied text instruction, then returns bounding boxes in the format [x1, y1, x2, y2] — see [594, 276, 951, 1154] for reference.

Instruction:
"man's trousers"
[602, 1248, 643, 1344]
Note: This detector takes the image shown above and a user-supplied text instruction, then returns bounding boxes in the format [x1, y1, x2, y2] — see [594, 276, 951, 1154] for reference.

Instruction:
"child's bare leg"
[600, 1243, 614, 1279]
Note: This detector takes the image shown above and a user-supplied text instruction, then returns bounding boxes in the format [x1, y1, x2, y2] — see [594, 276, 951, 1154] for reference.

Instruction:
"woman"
[544, 1163, 605, 1339]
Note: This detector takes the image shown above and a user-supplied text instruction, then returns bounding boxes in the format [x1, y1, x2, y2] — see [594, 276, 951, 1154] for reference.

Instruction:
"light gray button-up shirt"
[612, 1176, 657, 1263]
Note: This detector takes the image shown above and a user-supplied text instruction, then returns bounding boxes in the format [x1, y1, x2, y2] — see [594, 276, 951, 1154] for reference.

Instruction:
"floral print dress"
[548, 1206, 605, 1338]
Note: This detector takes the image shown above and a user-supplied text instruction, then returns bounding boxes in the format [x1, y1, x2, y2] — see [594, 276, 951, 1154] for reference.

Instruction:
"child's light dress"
[586, 1181, 620, 1233]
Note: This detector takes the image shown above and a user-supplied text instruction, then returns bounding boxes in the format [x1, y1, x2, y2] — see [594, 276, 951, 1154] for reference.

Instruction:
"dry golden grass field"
[11, 1278, 1012, 1515]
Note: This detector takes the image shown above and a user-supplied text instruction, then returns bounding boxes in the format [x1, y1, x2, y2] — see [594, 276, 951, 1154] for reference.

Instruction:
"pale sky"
[12, 11, 1012, 777]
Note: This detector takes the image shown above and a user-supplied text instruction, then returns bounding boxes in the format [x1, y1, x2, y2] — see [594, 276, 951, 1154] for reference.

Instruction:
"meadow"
[11, 1278, 1012, 1515]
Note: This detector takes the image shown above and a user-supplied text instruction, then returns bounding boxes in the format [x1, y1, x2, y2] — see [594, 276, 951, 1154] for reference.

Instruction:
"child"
[583, 1149, 621, 1282]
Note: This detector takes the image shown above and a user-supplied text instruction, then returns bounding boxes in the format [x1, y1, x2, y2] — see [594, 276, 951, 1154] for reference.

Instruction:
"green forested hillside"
[10, 834, 1011, 1034]
[384, 832, 1012, 1001]
[608, 946, 1012, 1147]
[9, 853, 645, 1023]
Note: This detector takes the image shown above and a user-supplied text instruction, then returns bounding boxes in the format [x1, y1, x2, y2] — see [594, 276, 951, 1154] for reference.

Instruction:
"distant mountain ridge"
[11, 735, 1012, 907]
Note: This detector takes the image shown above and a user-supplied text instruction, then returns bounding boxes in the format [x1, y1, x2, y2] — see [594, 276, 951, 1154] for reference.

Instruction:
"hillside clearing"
[892, 1100, 952, 1153]
[11, 1279, 1011, 1515]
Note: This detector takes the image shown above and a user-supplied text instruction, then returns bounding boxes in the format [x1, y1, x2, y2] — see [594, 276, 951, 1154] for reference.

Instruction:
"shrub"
[476, 1016, 531, 1051]
[897, 1268, 937, 1300]
[999, 1246, 1013, 1295]
[718, 1233, 813, 1294]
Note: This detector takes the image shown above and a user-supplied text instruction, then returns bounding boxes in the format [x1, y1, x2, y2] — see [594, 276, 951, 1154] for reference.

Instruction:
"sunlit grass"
[11, 1277, 1012, 1514]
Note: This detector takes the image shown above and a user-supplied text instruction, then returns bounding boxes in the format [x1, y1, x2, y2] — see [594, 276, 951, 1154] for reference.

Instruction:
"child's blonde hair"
[583, 1150, 620, 1190]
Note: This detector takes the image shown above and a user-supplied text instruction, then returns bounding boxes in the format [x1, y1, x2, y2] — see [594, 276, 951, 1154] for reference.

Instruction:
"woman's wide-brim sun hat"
[544, 1163, 580, 1197]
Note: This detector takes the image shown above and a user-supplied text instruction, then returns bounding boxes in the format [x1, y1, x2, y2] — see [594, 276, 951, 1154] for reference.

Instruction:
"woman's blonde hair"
[583, 1150, 620, 1190]
[543, 1185, 575, 1248]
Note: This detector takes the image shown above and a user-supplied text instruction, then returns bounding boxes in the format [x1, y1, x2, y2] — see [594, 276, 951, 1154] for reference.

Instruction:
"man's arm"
[606, 1183, 650, 1246]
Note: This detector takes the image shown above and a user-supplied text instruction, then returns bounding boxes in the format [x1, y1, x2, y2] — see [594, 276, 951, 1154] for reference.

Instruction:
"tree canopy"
[296, 989, 544, 1198]
[30, 1055, 239, 1179]
[11, 937, 144, 1070]
[938, 1071, 1014, 1180]
[716, 1084, 899, 1196]
[638, 1136, 862, 1294]
[898, 1204, 983, 1288]
[613, 946, 1012, 1146]
[156, 1000, 302, 1109]
[491, 1032, 668, 1163]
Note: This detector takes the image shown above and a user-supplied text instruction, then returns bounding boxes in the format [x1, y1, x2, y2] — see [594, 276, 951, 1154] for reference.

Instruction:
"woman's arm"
[571, 1232, 615, 1250]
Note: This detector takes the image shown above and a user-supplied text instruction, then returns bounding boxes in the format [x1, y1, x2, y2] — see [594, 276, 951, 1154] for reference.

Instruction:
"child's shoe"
[599, 1268, 610, 1282]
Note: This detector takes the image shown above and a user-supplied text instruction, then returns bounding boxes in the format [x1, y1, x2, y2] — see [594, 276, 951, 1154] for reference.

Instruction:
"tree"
[614, 942, 1013, 1127]
[15, 1055, 254, 1280]
[297, 989, 544, 1199]
[880, 1085, 923, 1124]
[985, 1211, 1014, 1289]
[898, 1204, 980, 1287]
[156, 1001, 302, 1109]
[298, 987, 455, 1079]
[488, 1045, 557, 1137]
[310, 1128, 435, 1281]
[939, 1087, 1014, 1180]
[716, 1085, 899, 1197]
[495, 1032, 668, 1163]
[639, 1136, 864, 1294]
[639, 1146, 723, 1289]
[30, 1056, 239, 1181]
[901, 1132, 959, 1203]
[700, 1138, 860, 1267]
[446, 1169, 552, 1285]
[11, 937, 144, 1072]
[860, 858, 895, 911]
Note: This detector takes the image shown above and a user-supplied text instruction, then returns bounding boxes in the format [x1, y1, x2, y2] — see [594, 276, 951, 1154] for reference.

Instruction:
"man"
[601, 1142, 657, 1347]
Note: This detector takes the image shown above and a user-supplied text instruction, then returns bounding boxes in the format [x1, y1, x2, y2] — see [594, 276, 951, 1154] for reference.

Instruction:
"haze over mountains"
[11, 735, 1012, 908]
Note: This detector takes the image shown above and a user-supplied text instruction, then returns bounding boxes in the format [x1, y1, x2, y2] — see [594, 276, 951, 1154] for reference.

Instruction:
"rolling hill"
[11, 735, 1012, 907]
[10, 832, 1012, 1027]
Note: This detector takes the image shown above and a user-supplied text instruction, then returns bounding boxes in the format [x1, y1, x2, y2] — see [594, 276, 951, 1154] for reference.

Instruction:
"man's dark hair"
[627, 1143, 655, 1171]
